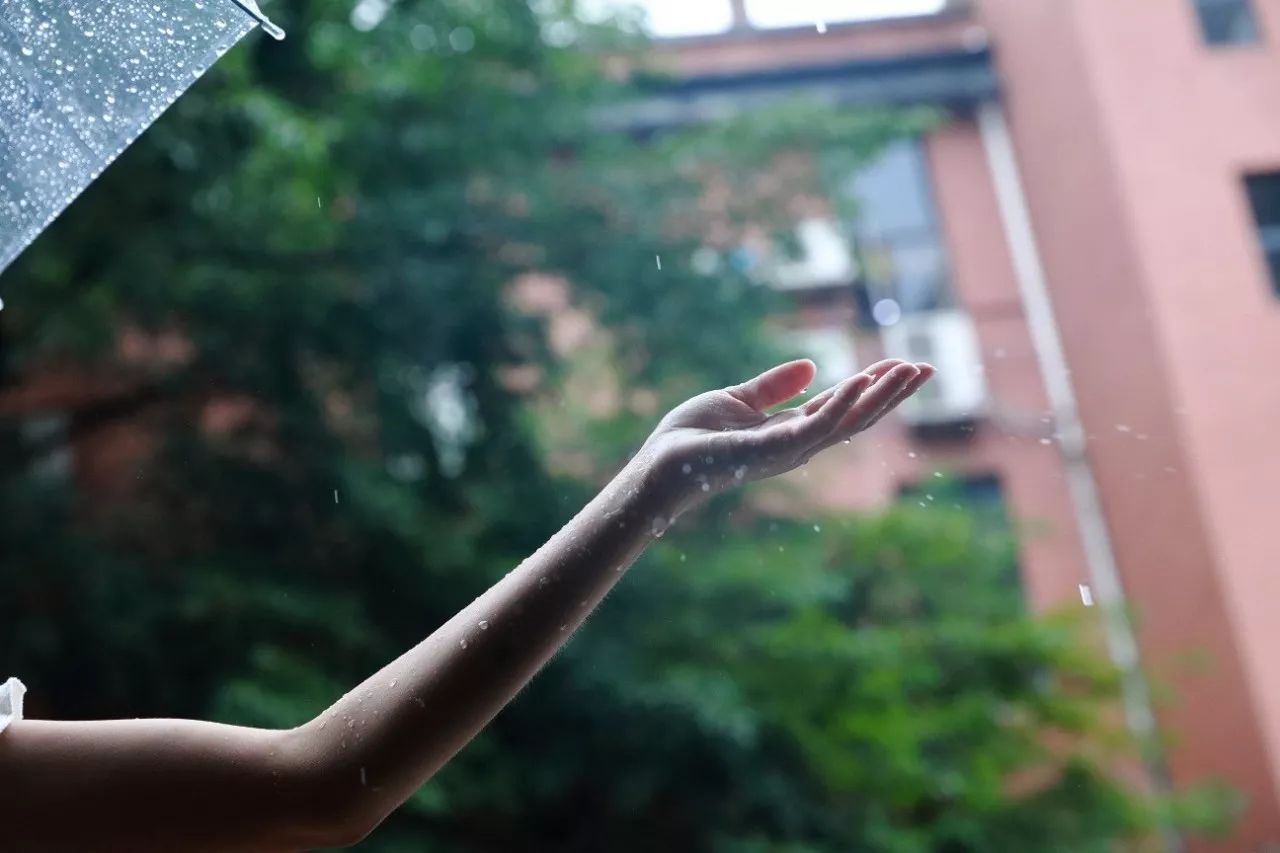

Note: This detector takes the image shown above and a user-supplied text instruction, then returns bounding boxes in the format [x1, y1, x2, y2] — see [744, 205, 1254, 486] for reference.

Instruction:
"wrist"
[618, 444, 702, 522]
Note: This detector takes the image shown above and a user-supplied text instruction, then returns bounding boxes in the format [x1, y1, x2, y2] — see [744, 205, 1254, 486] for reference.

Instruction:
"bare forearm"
[293, 450, 683, 832]
[0, 359, 928, 851]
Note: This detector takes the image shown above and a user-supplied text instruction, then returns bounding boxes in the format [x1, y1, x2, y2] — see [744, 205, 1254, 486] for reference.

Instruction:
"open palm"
[642, 358, 935, 501]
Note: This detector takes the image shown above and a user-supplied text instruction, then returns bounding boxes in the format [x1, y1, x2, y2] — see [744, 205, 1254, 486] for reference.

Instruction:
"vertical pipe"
[975, 100, 1179, 848]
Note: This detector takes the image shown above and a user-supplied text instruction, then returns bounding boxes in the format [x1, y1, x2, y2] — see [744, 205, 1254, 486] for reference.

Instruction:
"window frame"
[1191, 0, 1263, 47]
[1244, 171, 1280, 298]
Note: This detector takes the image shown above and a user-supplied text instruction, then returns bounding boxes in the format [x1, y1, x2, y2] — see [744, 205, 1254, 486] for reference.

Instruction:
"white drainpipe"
[976, 101, 1177, 841]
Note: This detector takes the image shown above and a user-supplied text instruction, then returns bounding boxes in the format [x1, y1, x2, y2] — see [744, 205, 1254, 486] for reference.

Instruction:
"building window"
[1193, 0, 1260, 45]
[899, 473, 1019, 593]
[845, 140, 953, 326]
[1245, 172, 1280, 296]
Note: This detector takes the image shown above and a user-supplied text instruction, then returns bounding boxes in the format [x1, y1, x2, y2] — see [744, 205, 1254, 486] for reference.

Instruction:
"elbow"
[288, 775, 387, 850]
[276, 726, 392, 850]
[308, 811, 379, 850]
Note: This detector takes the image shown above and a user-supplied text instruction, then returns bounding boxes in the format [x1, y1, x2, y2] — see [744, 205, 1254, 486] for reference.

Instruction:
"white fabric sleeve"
[0, 677, 26, 733]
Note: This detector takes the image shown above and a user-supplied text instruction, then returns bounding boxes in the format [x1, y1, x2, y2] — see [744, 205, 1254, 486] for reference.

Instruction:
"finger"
[833, 363, 920, 434]
[860, 363, 935, 430]
[801, 359, 905, 416]
[728, 360, 816, 411]
[790, 372, 874, 448]
[860, 358, 909, 380]
[801, 386, 838, 416]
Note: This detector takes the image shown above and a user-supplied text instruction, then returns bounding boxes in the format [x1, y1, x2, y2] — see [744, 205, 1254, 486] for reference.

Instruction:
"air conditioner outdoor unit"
[768, 218, 857, 290]
[879, 310, 986, 426]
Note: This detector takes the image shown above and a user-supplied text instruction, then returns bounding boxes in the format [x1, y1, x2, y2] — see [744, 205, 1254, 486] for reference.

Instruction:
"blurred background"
[3, 0, 1280, 849]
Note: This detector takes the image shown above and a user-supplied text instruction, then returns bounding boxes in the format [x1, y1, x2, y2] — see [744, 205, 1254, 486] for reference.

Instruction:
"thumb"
[728, 360, 816, 411]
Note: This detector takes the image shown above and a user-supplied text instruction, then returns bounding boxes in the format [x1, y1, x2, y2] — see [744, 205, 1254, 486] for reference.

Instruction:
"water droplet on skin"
[815, 20, 827, 33]
[347, 719, 355, 729]
[539, 576, 549, 587]
[389, 679, 397, 687]
[318, 720, 327, 730]
[460, 638, 468, 649]
[478, 620, 489, 630]
[841, 438, 851, 444]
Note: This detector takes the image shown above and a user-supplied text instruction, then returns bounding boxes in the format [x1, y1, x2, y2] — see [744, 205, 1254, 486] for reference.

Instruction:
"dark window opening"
[898, 473, 1022, 600]
[845, 139, 953, 329]
[1245, 172, 1280, 296]
[1193, 0, 1261, 45]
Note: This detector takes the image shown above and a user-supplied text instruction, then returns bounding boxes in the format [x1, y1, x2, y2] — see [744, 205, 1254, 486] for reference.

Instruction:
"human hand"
[639, 358, 934, 511]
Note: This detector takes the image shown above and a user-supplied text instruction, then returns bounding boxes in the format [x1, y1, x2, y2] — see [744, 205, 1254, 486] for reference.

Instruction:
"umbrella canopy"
[0, 0, 282, 273]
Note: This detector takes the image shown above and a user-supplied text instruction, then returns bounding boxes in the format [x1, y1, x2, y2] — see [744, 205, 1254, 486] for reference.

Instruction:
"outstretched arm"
[0, 358, 932, 852]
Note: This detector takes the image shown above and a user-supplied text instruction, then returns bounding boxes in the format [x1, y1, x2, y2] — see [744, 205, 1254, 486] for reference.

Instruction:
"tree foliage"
[0, 1, 1230, 849]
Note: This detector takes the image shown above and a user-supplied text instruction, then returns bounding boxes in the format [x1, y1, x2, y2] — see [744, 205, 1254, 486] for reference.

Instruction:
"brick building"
[631, 0, 1280, 848]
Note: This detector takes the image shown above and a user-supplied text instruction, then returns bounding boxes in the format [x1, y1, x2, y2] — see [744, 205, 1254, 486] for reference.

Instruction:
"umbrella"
[0, 0, 284, 274]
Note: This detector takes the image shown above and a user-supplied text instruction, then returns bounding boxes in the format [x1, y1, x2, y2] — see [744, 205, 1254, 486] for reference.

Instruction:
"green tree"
[0, 1, 1229, 850]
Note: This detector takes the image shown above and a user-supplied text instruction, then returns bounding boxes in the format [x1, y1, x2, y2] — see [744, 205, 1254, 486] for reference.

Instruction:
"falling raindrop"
[655, 255, 662, 270]
[1079, 584, 1095, 607]
[812, 524, 821, 532]
[815, 20, 827, 33]
[333, 489, 339, 504]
